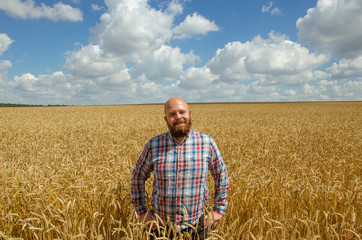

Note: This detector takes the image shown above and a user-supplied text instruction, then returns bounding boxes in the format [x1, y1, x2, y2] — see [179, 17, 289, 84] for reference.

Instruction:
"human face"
[164, 98, 192, 140]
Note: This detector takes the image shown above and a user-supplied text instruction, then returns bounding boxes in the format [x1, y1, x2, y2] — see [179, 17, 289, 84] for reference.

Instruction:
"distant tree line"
[0, 103, 66, 107]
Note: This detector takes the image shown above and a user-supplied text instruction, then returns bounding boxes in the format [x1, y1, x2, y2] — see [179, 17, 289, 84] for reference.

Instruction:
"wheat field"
[0, 102, 361, 239]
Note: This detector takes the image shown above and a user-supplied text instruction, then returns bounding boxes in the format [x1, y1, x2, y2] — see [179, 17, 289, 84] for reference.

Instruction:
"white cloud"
[131, 45, 199, 82]
[313, 70, 329, 80]
[1, 0, 360, 105]
[297, 0, 362, 58]
[314, 79, 361, 100]
[166, 1, 183, 16]
[64, 45, 122, 78]
[6, 71, 83, 104]
[327, 56, 362, 79]
[284, 88, 297, 96]
[63, 0, 204, 93]
[0, 0, 83, 22]
[0, 34, 14, 86]
[173, 12, 219, 39]
[244, 33, 328, 76]
[0, 60, 12, 86]
[91, 0, 173, 59]
[262, 2, 281, 16]
[12, 71, 68, 92]
[330, 80, 361, 99]
[46, 1, 339, 103]
[0, 60, 12, 73]
[207, 43, 250, 83]
[271, 8, 281, 16]
[13, 73, 39, 91]
[36, 71, 68, 88]
[97, 69, 134, 89]
[302, 84, 320, 96]
[207, 32, 328, 85]
[91, 4, 104, 11]
[180, 67, 218, 89]
[0, 33, 14, 56]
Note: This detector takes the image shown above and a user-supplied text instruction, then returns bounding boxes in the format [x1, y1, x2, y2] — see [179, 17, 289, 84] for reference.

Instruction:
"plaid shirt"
[131, 130, 229, 229]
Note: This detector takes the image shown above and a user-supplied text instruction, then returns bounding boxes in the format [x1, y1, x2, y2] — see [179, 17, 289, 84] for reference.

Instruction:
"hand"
[139, 211, 157, 230]
[205, 211, 223, 230]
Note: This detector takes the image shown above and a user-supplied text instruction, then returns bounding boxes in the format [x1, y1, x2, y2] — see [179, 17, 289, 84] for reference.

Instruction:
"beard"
[167, 118, 192, 139]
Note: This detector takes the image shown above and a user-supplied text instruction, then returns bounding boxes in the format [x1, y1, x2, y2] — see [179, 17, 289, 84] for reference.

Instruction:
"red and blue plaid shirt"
[131, 130, 229, 229]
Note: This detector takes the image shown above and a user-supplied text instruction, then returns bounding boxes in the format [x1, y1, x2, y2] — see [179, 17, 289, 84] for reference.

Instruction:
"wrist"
[212, 208, 224, 215]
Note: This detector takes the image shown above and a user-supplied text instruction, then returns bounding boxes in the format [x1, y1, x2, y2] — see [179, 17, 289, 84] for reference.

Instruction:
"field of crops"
[1, 102, 361, 239]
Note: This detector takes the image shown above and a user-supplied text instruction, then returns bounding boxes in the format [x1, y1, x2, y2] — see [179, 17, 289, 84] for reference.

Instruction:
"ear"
[189, 110, 192, 117]
[164, 115, 167, 123]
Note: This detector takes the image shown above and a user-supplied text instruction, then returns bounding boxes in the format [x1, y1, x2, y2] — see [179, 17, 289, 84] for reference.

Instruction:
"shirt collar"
[167, 130, 192, 144]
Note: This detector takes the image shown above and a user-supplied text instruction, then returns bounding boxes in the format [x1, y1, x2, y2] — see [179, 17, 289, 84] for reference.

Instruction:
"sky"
[0, 0, 361, 105]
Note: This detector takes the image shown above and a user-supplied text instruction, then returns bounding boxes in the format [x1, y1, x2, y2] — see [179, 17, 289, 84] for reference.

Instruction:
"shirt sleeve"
[131, 141, 153, 215]
[208, 137, 230, 214]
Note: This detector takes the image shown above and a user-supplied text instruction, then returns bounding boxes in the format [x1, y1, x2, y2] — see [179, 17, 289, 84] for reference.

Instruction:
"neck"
[169, 129, 191, 143]
[170, 132, 189, 143]
[175, 136, 186, 143]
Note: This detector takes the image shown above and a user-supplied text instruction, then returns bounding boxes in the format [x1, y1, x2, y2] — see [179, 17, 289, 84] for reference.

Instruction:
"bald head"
[164, 97, 189, 114]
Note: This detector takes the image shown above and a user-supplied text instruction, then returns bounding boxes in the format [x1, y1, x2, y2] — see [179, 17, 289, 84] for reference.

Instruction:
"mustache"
[175, 120, 186, 124]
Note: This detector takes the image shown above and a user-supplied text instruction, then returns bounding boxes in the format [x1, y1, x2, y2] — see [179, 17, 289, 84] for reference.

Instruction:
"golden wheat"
[0, 102, 361, 239]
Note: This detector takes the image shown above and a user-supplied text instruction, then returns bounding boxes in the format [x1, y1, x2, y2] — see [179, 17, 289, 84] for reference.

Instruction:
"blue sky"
[0, 0, 361, 105]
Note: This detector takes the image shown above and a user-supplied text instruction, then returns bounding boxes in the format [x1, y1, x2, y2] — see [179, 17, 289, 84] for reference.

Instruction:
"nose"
[175, 112, 182, 119]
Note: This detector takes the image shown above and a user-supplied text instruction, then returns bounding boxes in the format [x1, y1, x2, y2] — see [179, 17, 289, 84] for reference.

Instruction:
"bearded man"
[131, 97, 229, 239]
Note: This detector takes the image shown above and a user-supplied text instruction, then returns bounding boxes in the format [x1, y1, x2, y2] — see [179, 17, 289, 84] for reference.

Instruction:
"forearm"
[130, 175, 148, 215]
[213, 175, 229, 213]
[212, 159, 230, 213]
[131, 143, 152, 215]
[209, 139, 230, 213]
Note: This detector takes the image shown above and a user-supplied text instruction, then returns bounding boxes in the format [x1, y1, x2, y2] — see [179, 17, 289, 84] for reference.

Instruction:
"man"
[131, 97, 229, 239]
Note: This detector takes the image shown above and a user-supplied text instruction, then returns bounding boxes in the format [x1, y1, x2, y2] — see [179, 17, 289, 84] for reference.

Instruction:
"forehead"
[165, 99, 189, 114]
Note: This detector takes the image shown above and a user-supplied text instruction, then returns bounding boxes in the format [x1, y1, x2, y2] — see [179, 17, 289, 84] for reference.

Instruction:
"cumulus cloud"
[297, 0, 362, 58]
[6, 71, 83, 104]
[244, 33, 328, 76]
[65, 0, 209, 92]
[64, 45, 122, 78]
[180, 67, 217, 89]
[1, 0, 360, 105]
[63, 44, 136, 91]
[61, 0, 361, 103]
[0, 0, 83, 22]
[166, 1, 183, 16]
[13, 73, 39, 92]
[91, 0, 173, 59]
[12, 71, 67, 92]
[131, 45, 200, 82]
[0, 34, 14, 86]
[173, 12, 220, 39]
[327, 56, 362, 79]
[320, 79, 361, 99]
[207, 32, 329, 85]
[0, 60, 12, 86]
[0, 60, 12, 73]
[0, 33, 14, 56]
